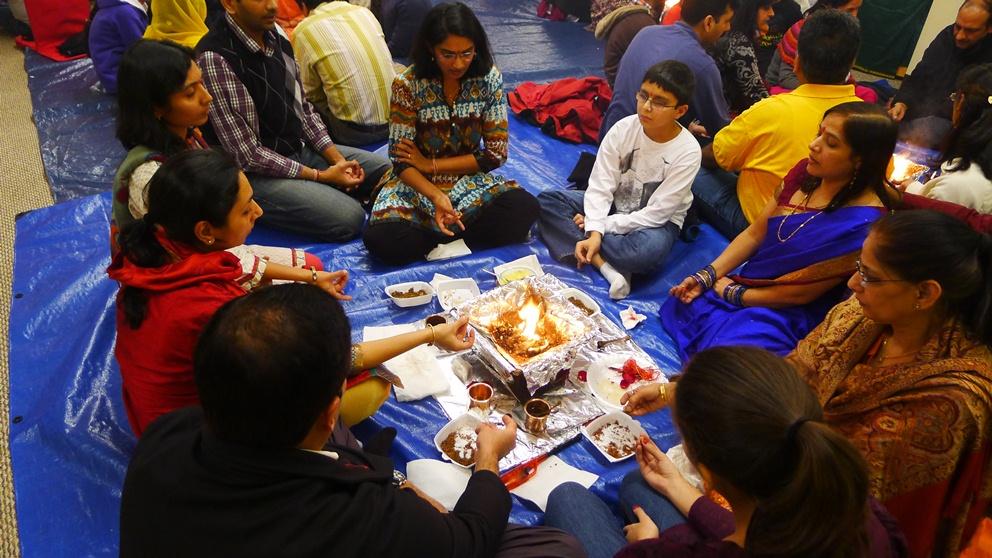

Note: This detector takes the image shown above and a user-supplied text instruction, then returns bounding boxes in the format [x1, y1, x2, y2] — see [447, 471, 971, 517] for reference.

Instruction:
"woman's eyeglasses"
[438, 49, 476, 62]
[855, 259, 910, 288]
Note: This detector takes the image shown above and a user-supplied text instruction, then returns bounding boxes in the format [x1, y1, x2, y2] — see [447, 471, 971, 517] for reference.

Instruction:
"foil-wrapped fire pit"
[457, 274, 599, 400]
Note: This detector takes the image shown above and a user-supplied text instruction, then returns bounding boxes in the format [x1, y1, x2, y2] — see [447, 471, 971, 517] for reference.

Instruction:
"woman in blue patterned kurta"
[362, 2, 539, 265]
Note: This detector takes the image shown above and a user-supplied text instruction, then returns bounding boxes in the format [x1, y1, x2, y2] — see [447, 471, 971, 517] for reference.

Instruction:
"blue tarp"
[9, 2, 730, 556]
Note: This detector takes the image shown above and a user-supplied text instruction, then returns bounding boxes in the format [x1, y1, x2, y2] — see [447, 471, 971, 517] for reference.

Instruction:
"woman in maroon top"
[545, 346, 908, 558]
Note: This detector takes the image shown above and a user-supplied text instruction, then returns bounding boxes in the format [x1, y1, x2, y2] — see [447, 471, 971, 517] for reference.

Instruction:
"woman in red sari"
[788, 210, 992, 557]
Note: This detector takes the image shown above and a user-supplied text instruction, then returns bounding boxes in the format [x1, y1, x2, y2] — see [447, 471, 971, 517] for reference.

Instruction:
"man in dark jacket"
[890, 0, 992, 148]
[119, 284, 586, 558]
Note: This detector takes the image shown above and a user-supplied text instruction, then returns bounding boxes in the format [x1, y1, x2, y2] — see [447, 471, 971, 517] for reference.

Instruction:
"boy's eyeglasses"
[635, 91, 678, 111]
[438, 49, 477, 62]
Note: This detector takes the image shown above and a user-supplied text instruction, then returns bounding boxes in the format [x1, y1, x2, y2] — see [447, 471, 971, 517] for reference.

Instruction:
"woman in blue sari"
[661, 102, 898, 357]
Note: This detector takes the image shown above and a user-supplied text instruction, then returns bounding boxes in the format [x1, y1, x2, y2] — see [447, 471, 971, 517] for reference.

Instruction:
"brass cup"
[467, 382, 494, 416]
[524, 398, 551, 433]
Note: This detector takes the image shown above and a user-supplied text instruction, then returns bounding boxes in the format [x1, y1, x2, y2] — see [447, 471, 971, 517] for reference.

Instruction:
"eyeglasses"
[635, 91, 678, 111]
[855, 259, 910, 288]
[438, 49, 476, 62]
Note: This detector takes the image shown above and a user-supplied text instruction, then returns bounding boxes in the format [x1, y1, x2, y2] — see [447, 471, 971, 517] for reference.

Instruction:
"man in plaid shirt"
[197, 0, 390, 242]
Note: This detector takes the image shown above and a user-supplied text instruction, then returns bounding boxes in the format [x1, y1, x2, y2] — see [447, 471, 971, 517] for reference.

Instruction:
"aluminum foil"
[434, 350, 604, 471]
[457, 274, 599, 397]
[428, 276, 670, 471]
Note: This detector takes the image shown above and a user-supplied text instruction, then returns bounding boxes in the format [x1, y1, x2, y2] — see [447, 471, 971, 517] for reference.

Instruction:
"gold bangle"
[432, 157, 437, 176]
[658, 383, 667, 406]
[309, 265, 318, 283]
[426, 324, 436, 346]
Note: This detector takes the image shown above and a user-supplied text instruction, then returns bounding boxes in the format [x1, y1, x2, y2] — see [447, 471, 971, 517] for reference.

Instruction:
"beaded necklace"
[776, 190, 823, 243]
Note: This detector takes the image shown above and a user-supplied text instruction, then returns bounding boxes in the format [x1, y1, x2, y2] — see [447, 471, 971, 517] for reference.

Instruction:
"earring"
[913, 302, 920, 310]
[206, 238, 215, 245]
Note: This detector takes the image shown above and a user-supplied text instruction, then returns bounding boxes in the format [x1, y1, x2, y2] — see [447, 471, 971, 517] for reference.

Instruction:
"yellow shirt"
[712, 84, 862, 223]
[293, 2, 394, 127]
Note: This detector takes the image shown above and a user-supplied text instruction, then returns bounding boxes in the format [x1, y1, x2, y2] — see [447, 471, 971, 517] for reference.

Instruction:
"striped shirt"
[198, 14, 333, 179]
[293, 2, 395, 127]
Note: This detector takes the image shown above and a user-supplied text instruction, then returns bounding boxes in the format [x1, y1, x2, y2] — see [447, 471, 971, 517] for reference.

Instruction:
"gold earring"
[913, 302, 920, 310]
[206, 238, 215, 245]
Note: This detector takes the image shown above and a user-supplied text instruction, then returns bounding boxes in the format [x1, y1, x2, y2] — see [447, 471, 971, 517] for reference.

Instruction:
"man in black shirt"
[890, 0, 992, 147]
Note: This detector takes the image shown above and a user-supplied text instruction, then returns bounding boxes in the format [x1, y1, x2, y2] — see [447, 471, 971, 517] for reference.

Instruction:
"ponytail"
[746, 421, 869, 558]
[114, 149, 242, 329]
[117, 217, 170, 329]
[675, 347, 870, 558]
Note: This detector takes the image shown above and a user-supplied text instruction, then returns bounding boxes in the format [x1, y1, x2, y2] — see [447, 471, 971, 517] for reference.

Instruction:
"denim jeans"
[247, 145, 390, 242]
[537, 189, 680, 276]
[545, 473, 686, 558]
[690, 166, 749, 240]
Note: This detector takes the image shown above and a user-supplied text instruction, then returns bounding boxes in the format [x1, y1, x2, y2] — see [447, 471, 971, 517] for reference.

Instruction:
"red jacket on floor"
[509, 76, 613, 145]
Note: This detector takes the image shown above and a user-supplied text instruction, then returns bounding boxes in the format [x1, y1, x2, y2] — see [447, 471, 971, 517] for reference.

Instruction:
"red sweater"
[107, 235, 248, 436]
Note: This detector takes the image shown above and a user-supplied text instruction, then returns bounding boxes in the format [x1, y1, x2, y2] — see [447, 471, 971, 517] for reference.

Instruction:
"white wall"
[907, 0, 959, 73]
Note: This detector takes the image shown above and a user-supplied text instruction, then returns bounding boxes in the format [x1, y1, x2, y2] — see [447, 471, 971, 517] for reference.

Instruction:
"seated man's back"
[694, 9, 863, 237]
[294, 0, 395, 145]
[120, 285, 583, 558]
[121, 407, 512, 557]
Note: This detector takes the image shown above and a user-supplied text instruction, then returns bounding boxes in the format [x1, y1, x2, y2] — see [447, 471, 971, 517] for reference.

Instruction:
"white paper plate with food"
[583, 411, 647, 463]
[586, 354, 661, 412]
[385, 281, 434, 307]
[435, 278, 482, 311]
[561, 287, 600, 318]
[494, 255, 544, 286]
[434, 413, 482, 469]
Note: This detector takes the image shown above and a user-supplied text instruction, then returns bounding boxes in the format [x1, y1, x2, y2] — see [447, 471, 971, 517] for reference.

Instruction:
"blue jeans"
[247, 145, 390, 242]
[690, 167, 748, 240]
[544, 473, 686, 558]
[537, 189, 679, 275]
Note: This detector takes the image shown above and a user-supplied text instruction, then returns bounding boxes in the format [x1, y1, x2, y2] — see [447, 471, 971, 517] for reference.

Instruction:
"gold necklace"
[874, 335, 921, 364]
[776, 190, 823, 243]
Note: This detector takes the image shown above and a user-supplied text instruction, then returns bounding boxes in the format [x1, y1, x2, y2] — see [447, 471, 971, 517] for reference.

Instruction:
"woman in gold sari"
[788, 210, 992, 557]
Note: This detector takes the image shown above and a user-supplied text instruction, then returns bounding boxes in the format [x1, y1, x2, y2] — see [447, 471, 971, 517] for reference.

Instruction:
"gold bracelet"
[426, 324, 436, 346]
[432, 157, 437, 176]
[308, 265, 318, 283]
[658, 383, 667, 406]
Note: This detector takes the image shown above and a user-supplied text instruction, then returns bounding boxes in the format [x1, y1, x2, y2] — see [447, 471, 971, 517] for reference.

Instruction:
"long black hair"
[801, 102, 898, 211]
[410, 2, 494, 81]
[116, 39, 197, 154]
[942, 63, 992, 180]
[117, 149, 242, 329]
[675, 346, 871, 558]
[731, 0, 777, 39]
[872, 210, 992, 346]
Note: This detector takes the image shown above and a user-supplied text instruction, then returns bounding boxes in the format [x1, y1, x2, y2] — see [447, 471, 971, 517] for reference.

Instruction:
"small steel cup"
[425, 314, 448, 327]
[467, 382, 494, 416]
[524, 398, 551, 433]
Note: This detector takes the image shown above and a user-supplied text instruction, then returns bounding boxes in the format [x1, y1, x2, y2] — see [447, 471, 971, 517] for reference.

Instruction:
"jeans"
[690, 166, 749, 240]
[537, 189, 679, 275]
[545, 473, 686, 558]
[247, 145, 390, 242]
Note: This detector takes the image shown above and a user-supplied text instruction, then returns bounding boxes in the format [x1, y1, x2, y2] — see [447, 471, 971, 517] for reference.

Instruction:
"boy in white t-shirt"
[538, 60, 702, 299]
